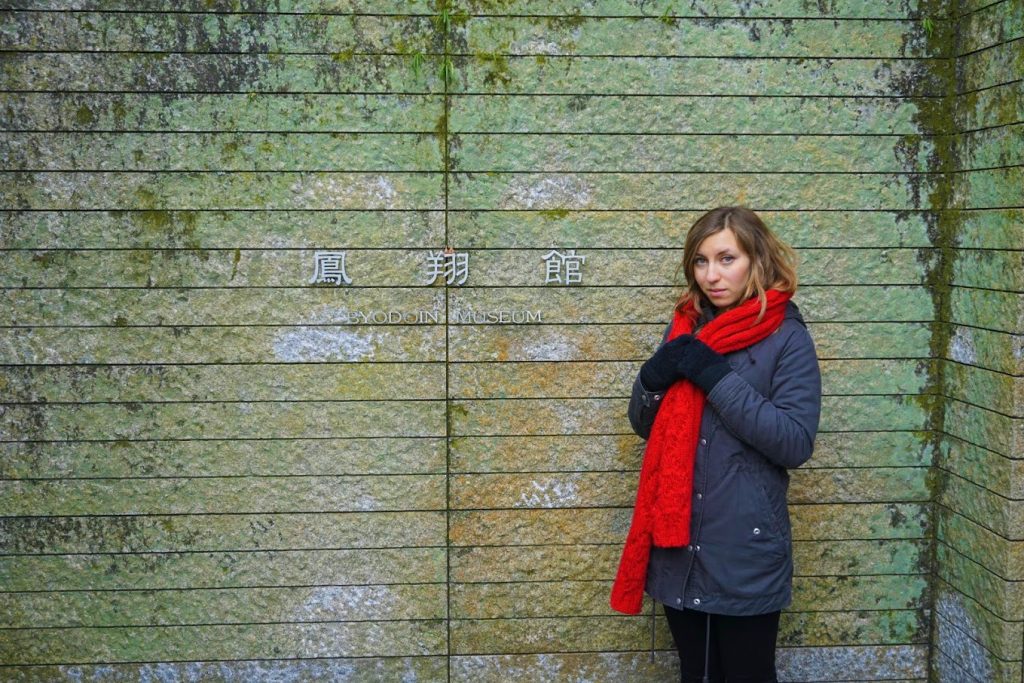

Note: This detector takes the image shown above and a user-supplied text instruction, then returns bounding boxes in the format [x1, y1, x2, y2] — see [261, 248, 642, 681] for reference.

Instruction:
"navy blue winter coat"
[628, 301, 821, 616]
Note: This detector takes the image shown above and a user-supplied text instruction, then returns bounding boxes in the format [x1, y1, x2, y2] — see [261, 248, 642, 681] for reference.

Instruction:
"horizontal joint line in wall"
[939, 431, 1021, 456]
[949, 163, 1024, 173]
[953, 0, 1012, 20]
[1, 580, 449, 595]
[0, 642, 928, 669]
[0, 504, 935, 516]
[934, 537, 1020, 584]
[939, 359, 1022, 380]
[955, 34, 1024, 60]
[948, 282, 1024, 294]
[0, 572, 931, 595]
[932, 578, 1014, 634]
[0, 283, 935, 290]
[956, 205, 1024, 211]
[0, 92, 947, 100]
[0, 129, 953, 137]
[1, 9, 937, 20]
[0, 207, 941, 213]
[1, 508, 459, 519]
[932, 612, 1019, 666]
[0, 435, 439, 443]
[955, 120, 1024, 135]
[451, 609, 928, 620]
[0, 392, 923, 405]
[0, 169, 952, 175]
[0, 246, 938, 252]
[955, 77, 1024, 98]
[0, 464, 936, 483]
[0, 654, 453, 668]
[3, 129, 442, 135]
[2, 472, 455, 481]
[934, 466, 1023, 502]
[0, 429, 928, 447]
[0, 50, 949, 61]
[0, 325, 937, 338]
[0, 397, 459, 406]
[0, 356, 928, 365]
[934, 515, 1019, 556]
[452, 536, 927, 547]
[0, 321, 939, 330]
[0, 90, 952, 99]
[0, 545, 451, 559]
[943, 245, 1024, 253]
[0, 616, 457, 632]
[0, 359, 934, 370]
[0, 607, 933, 633]
[937, 319, 1024, 338]
[0, 538, 918, 556]
[0, 169, 948, 175]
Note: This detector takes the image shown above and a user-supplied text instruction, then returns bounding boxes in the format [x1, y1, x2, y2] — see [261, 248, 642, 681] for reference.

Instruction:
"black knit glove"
[639, 334, 695, 392]
[677, 338, 731, 394]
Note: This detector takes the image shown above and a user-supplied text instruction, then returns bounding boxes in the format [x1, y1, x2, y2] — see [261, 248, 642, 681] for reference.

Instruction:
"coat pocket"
[698, 467, 788, 598]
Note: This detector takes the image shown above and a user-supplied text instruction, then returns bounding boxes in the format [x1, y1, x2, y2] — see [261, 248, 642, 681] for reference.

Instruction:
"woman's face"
[693, 228, 752, 310]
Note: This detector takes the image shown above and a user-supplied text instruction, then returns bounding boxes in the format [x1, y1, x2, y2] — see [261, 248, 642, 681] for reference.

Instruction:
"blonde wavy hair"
[675, 206, 798, 321]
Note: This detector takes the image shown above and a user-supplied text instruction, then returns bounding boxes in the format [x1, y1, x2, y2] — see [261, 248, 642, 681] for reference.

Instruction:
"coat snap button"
[686, 545, 693, 551]
[676, 598, 682, 605]
[696, 493, 703, 500]
[700, 438, 707, 445]
[693, 598, 701, 605]
[753, 527, 761, 535]
[695, 545, 700, 551]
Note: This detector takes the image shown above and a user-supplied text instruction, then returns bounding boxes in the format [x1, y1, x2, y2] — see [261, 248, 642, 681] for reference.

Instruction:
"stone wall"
[0, 1, 1016, 681]
[931, 0, 1023, 680]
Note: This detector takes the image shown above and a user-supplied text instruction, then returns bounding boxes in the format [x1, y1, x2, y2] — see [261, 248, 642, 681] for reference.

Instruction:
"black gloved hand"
[676, 338, 731, 394]
[639, 334, 695, 392]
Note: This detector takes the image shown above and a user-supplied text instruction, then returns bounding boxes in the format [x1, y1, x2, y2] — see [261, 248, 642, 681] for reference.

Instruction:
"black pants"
[663, 604, 780, 683]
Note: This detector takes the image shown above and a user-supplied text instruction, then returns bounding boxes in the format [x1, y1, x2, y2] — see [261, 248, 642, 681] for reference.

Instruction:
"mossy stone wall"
[0, 1, 1018, 681]
[930, 0, 1023, 680]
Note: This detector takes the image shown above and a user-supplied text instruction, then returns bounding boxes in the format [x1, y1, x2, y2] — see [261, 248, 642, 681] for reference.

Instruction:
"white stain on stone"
[948, 326, 976, 365]
[352, 493, 380, 511]
[521, 334, 575, 360]
[935, 591, 993, 681]
[777, 644, 926, 679]
[58, 666, 85, 682]
[298, 585, 397, 621]
[290, 174, 397, 209]
[516, 477, 580, 508]
[451, 652, 675, 682]
[272, 327, 376, 362]
[501, 175, 592, 210]
[516, 39, 563, 54]
[399, 658, 421, 683]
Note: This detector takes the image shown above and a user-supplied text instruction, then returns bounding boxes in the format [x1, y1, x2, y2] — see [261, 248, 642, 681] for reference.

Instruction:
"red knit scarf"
[609, 290, 792, 615]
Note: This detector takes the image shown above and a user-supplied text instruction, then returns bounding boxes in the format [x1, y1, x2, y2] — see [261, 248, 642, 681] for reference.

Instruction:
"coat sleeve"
[626, 321, 674, 440]
[627, 375, 666, 440]
[704, 323, 822, 469]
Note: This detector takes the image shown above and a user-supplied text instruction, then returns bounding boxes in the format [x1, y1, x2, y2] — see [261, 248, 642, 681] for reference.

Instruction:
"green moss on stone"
[74, 105, 95, 126]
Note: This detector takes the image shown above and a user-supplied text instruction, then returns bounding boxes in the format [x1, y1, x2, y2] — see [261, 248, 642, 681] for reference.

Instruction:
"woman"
[610, 206, 822, 682]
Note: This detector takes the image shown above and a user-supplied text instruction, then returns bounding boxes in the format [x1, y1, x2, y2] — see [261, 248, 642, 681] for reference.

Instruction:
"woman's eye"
[721, 256, 734, 264]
